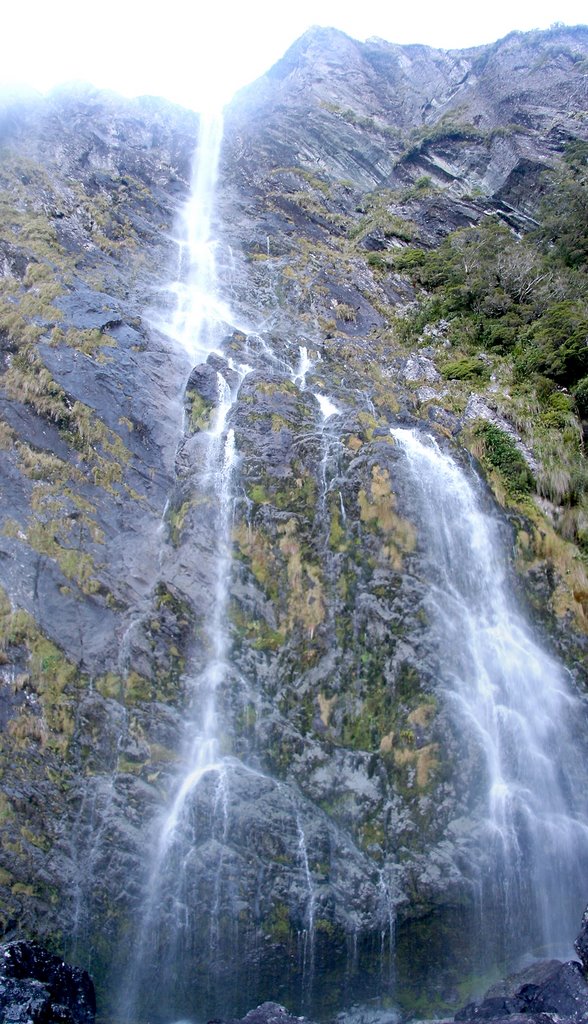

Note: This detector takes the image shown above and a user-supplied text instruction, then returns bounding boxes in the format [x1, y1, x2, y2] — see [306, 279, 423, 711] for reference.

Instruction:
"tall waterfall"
[391, 428, 588, 962]
[119, 108, 248, 1022]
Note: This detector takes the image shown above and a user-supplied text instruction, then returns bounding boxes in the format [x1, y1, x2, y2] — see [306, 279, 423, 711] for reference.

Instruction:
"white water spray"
[168, 111, 233, 360]
[314, 392, 340, 419]
[391, 427, 588, 960]
[296, 811, 316, 966]
[293, 345, 312, 390]
[294, 811, 317, 1011]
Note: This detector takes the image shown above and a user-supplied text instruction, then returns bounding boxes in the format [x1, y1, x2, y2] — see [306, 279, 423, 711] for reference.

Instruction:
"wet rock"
[186, 362, 221, 403]
[455, 959, 588, 1022]
[219, 1004, 314, 1024]
[523, 961, 588, 1018]
[426, 404, 460, 434]
[455, 998, 527, 1020]
[0, 940, 95, 1024]
[455, 1017, 570, 1024]
[207, 351, 242, 390]
[575, 905, 588, 974]
[483, 959, 568, 1001]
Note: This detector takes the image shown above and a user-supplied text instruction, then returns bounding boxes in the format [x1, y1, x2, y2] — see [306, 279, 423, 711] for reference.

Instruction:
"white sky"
[3, 0, 587, 111]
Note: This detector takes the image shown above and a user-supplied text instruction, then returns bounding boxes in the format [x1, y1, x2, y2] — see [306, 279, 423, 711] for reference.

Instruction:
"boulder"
[455, 1016, 570, 1024]
[455, 959, 588, 1022]
[483, 960, 572, 1001]
[186, 362, 222, 404]
[522, 961, 588, 1018]
[216, 1003, 315, 1024]
[0, 941, 95, 1024]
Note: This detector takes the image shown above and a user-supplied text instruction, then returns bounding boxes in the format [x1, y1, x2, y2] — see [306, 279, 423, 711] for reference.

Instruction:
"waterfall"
[162, 109, 237, 866]
[293, 345, 312, 390]
[391, 428, 588, 962]
[118, 104, 344, 1023]
[109, 100, 588, 1018]
[314, 392, 340, 420]
[169, 111, 230, 361]
[117, 107, 249, 1022]
[295, 811, 316, 1008]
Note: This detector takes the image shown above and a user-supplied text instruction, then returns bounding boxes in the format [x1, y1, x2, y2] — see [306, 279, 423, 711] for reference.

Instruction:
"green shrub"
[391, 247, 427, 271]
[476, 422, 535, 495]
[367, 252, 387, 270]
[441, 357, 490, 381]
[519, 302, 588, 386]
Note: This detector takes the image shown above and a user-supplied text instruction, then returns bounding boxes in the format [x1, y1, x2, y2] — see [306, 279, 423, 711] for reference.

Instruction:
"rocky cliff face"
[0, 25, 587, 1023]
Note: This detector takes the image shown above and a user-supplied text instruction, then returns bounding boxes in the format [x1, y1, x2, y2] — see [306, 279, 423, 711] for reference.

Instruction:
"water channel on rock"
[391, 428, 588, 965]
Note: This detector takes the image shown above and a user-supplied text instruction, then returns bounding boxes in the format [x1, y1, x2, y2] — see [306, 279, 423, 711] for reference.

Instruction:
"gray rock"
[463, 395, 539, 473]
[575, 905, 588, 975]
[402, 354, 441, 383]
[220, 1003, 313, 1024]
[456, 959, 588, 1022]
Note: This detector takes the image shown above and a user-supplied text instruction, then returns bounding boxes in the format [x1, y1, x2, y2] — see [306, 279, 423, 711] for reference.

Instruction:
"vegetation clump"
[390, 139, 587, 563]
[475, 423, 535, 496]
[441, 357, 490, 382]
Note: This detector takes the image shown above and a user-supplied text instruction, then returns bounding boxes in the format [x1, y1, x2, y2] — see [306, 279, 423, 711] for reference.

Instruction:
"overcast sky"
[3, 0, 587, 111]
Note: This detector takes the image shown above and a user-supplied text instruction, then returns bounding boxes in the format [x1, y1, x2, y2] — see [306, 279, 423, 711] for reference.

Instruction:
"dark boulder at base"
[213, 1004, 316, 1024]
[455, 960, 588, 1023]
[0, 941, 95, 1024]
[455, 907, 588, 1023]
[522, 961, 588, 1018]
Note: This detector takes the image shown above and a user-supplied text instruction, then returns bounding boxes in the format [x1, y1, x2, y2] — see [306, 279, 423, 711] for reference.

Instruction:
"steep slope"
[227, 24, 588, 218]
[0, 25, 587, 1022]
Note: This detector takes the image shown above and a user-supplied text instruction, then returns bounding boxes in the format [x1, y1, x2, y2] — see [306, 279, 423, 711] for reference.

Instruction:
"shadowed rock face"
[0, 25, 587, 1023]
[226, 24, 588, 213]
[454, 910, 588, 1022]
[0, 940, 95, 1024]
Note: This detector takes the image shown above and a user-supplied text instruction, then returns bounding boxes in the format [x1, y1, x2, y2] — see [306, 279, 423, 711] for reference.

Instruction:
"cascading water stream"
[117, 107, 253, 1022]
[314, 392, 341, 503]
[295, 811, 317, 1008]
[377, 872, 396, 987]
[391, 428, 588, 962]
[168, 112, 230, 361]
[314, 392, 340, 420]
[119, 102, 354, 1023]
[293, 345, 312, 390]
[113, 95, 588, 1015]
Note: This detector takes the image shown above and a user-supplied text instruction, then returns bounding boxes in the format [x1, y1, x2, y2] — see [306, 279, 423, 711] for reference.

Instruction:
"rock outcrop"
[575, 908, 588, 975]
[218, 1003, 317, 1024]
[452, 908, 588, 1023]
[0, 940, 95, 1024]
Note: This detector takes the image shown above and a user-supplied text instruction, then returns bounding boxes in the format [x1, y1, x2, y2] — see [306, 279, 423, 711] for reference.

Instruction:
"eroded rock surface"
[0, 940, 95, 1024]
